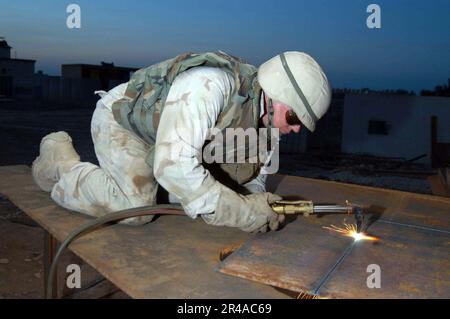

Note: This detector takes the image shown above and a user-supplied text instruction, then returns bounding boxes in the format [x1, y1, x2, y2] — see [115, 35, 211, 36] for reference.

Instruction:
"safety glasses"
[285, 109, 302, 126]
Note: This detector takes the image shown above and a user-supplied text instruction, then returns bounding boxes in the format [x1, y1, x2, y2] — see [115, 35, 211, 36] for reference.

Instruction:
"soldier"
[32, 51, 331, 232]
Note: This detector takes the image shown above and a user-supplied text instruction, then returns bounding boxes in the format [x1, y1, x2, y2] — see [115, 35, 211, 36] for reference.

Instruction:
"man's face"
[264, 95, 301, 135]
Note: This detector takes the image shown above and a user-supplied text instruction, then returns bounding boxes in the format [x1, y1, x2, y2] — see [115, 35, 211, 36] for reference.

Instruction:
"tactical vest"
[111, 51, 266, 185]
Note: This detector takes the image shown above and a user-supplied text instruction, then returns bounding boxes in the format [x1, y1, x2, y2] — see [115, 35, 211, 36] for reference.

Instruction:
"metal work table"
[1, 165, 449, 298]
[0, 165, 287, 298]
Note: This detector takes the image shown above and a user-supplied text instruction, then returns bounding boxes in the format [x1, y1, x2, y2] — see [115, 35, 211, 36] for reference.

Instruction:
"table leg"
[44, 231, 58, 299]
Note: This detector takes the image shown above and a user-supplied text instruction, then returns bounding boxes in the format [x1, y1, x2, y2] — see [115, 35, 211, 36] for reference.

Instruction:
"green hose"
[46, 204, 184, 299]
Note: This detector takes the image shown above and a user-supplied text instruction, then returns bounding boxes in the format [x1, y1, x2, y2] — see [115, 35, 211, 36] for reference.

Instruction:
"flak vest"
[111, 51, 269, 186]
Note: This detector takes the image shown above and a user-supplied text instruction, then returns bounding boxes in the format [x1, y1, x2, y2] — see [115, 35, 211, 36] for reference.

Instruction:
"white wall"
[342, 94, 450, 165]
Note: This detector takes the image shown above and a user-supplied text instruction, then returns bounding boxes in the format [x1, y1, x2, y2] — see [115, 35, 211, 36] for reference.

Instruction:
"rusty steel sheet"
[318, 221, 449, 298]
[217, 174, 450, 298]
[216, 214, 355, 294]
[0, 165, 287, 299]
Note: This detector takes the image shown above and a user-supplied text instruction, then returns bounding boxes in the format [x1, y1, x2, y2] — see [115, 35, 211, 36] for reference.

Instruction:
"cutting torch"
[271, 200, 364, 233]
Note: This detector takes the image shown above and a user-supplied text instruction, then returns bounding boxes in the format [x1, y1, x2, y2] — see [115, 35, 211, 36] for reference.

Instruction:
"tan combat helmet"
[257, 51, 332, 132]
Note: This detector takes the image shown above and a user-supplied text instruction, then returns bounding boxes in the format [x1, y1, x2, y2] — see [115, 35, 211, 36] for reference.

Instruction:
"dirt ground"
[0, 102, 432, 298]
[279, 162, 432, 195]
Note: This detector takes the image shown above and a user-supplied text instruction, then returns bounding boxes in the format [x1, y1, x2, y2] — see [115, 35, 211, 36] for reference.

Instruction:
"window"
[368, 120, 390, 135]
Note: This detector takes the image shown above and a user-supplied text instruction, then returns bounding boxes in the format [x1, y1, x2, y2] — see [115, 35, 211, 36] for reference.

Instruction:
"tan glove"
[201, 185, 285, 233]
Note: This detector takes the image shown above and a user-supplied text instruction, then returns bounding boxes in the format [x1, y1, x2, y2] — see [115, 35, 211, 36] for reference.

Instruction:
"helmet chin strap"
[257, 91, 275, 152]
[267, 97, 274, 130]
[265, 97, 275, 151]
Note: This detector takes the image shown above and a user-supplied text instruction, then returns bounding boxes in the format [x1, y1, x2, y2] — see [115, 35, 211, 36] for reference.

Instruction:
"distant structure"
[62, 62, 137, 90]
[0, 38, 35, 99]
[421, 79, 450, 97]
[333, 87, 415, 96]
[0, 38, 11, 59]
[33, 61, 138, 107]
[0, 37, 139, 106]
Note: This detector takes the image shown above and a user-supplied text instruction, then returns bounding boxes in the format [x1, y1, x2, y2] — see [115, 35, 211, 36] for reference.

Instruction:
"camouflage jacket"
[111, 51, 265, 185]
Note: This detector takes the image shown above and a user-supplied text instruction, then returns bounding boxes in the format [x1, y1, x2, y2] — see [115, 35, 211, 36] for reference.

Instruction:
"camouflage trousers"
[50, 97, 159, 225]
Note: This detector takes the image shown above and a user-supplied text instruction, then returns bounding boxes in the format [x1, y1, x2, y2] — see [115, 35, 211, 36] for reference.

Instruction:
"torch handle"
[271, 200, 315, 216]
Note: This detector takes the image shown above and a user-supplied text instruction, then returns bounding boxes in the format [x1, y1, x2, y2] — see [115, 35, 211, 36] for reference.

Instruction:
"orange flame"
[323, 223, 378, 241]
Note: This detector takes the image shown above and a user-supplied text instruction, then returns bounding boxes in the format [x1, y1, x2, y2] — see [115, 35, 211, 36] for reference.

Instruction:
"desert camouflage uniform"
[51, 54, 277, 224]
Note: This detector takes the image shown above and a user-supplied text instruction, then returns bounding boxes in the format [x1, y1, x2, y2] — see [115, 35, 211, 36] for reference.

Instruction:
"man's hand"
[202, 185, 285, 233]
[243, 192, 286, 233]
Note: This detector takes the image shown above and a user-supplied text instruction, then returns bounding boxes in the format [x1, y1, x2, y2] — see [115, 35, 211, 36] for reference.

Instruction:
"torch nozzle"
[354, 207, 364, 233]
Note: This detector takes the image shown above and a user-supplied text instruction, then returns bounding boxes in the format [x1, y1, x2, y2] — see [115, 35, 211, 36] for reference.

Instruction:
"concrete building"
[0, 39, 35, 99]
[47, 62, 138, 106]
[279, 92, 450, 167]
[62, 62, 137, 90]
[341, 94, 450, 166]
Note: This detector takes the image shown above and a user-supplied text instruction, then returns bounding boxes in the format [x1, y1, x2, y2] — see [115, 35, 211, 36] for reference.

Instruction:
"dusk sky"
[1, 0, 449, 93]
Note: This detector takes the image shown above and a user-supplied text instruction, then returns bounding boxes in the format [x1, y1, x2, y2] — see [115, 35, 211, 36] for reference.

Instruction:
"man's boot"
[32, 131, 81, 192]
